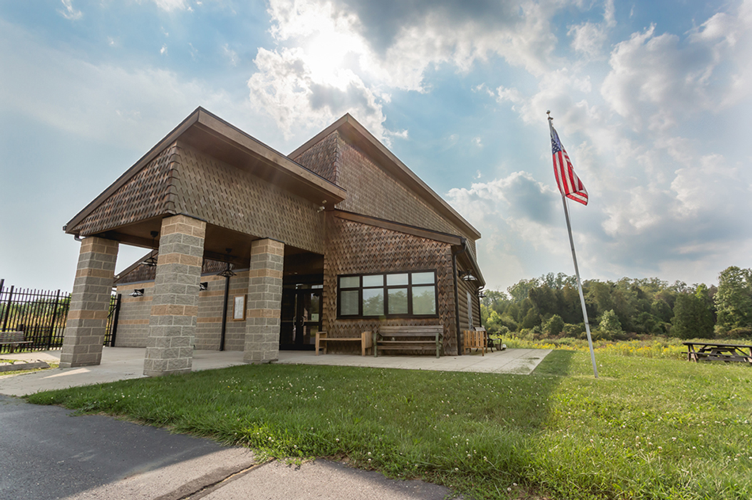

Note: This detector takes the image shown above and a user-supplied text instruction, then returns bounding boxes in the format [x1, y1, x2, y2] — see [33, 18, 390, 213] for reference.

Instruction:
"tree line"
[481, 266, 752, 340]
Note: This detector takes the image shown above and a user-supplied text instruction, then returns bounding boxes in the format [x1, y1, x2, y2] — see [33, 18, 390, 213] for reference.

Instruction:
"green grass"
[26, 352, 752, 499]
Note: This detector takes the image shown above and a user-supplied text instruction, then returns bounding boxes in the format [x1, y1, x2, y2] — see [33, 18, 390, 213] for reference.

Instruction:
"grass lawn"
[27, 351, 751, 499]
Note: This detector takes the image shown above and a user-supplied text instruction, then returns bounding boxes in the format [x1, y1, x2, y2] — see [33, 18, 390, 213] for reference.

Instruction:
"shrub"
[544, 314, 565, 336]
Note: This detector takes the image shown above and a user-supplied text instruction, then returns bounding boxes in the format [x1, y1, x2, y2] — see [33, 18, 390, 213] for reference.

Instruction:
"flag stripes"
[550, 122, 588, 206]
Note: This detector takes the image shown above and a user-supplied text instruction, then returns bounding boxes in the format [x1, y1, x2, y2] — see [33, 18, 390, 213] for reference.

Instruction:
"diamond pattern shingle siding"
[322, 215, 459, 355]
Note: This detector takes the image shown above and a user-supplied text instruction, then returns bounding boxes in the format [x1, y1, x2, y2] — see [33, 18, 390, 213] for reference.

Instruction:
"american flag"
[550, 123, 588, 206]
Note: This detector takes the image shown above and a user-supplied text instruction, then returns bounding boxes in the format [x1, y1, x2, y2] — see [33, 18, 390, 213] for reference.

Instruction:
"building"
[60, 108, 484, 375]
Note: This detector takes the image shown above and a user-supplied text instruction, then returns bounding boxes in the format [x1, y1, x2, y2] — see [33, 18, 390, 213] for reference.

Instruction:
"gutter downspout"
[452, 238, 468, 356]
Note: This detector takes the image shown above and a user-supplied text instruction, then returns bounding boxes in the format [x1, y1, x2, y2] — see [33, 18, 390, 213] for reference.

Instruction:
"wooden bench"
[315, 331, 373, 356]
[0, 331, 32, 353]
[374, 326, 443, 358]
[463, 329, 487, 355]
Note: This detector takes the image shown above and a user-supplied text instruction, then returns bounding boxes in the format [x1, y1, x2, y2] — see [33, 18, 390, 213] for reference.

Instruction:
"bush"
[723, 327, 752, 339]
[562, 323, 584, 338]
[544, 314, 565, 336]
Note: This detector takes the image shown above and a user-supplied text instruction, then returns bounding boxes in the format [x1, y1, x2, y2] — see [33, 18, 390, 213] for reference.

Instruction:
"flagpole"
[561, 195, 598, 378]
[548, 111, 598, 378]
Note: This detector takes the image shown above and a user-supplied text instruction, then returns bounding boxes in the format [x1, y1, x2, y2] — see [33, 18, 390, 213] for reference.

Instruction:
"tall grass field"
[27, 349, 752, 499]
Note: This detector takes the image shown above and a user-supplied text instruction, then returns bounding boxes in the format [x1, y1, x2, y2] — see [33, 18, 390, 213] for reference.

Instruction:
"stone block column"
[244, 239, 284, 363]
[60, 237, 119, 368]
[143, 215, 206, 377]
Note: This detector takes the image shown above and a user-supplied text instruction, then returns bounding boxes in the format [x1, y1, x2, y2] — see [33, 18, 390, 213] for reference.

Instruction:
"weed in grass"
[27, 352, 752, 499]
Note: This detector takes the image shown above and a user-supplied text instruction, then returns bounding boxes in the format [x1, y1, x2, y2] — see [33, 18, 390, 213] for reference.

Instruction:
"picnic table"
[683, 341, 752, 364]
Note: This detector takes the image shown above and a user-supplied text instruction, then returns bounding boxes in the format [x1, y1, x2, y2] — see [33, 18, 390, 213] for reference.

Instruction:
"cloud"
[152, 0, 191, 11]
[601, 5, 752, 132]
[568, 22, 607, 58]
[59, 0, 82, 20]
[446, 172, 568, 289]
[477, 2, 752, 288]
[0, 20, 235, 151]
[248, 0, 566, 140]
[222, 44, 238, 66]
[248, 47, 387, 140]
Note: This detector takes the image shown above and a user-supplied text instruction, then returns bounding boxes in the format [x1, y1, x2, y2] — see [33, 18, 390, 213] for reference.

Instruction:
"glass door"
[280, 288, 322, 350]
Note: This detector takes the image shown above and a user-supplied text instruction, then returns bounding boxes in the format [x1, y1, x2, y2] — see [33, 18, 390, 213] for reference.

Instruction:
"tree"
[544, 314, 565, 336]
[595, 310, 622, 340]
[650, 298, 673, 323]
[528, 284, 557, 317]
[507, 278, 540, 303]
[671, 293, 714, 339]
[520, 308, 540, 329]
[715, 267, 752, 332]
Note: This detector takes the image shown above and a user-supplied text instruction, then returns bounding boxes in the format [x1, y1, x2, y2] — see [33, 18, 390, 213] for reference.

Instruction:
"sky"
[1, 0, 750, 296]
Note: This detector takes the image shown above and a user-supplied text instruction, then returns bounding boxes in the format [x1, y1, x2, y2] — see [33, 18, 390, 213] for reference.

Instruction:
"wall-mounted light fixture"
[459, 271, 477, 281]
[199, 282, 208, 291]
[129, 288, 145, 297]
[477, 287, 485, 298]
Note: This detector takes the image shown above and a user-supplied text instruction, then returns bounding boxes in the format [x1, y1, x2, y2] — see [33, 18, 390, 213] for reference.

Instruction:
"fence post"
[47, 290, 61, 350]
[1, 286, 13, 332]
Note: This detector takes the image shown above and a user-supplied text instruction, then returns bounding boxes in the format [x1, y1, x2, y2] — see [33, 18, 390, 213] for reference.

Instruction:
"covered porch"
[60, 108, 345, 376]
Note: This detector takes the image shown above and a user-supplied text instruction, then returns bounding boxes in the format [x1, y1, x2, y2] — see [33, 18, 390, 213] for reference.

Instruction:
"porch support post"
[143, 215, 206, 377]
[60, 237, 119, 368]
[243, 239, 284, 364]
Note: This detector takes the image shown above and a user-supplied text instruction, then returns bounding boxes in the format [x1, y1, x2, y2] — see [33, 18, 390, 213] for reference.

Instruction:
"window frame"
[336, 270, 439, 319]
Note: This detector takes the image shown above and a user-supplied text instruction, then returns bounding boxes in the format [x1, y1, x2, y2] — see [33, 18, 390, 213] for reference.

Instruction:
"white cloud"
[222, 44, 238, 66]
[248, 47, 387, 140]
[160, 44, 167, 55]
[248, 0, 565, 140]
[446, 172, 571, 289]
[152, 0, 190, 11]
[568, 22, 607, 58]
[59, 0, 82, 20]
[601, 4, 752, 132]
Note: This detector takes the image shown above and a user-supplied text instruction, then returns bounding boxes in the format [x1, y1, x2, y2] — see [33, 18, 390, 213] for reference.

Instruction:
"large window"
[337, 271, 438, 318]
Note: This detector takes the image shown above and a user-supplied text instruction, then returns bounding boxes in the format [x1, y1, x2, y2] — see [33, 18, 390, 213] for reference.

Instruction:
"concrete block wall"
[115, 271, 251, 351]
[244, 239, 284, 363]
[113, 282, 154, 347]
[194, 273, 249, 351]
[60, 237, 119, 368]
[143, 215, 205, 376]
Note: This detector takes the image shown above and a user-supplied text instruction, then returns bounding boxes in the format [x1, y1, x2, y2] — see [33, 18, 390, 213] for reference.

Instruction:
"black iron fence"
[0, 279, 121, 354]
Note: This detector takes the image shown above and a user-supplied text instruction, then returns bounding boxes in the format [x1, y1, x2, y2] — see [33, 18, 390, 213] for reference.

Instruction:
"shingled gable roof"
[64, 107, 346, 235]
[289, 114, 482, 240]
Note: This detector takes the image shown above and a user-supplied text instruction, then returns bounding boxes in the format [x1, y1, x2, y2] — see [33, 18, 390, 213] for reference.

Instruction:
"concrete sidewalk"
[0, 347, 550, 397]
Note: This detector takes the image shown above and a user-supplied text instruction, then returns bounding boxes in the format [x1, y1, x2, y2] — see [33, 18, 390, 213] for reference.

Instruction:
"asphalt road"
[0, 395, 253, 500]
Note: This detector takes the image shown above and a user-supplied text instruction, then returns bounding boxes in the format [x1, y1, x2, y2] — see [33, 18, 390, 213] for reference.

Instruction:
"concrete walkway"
[0, 347, 550, 397]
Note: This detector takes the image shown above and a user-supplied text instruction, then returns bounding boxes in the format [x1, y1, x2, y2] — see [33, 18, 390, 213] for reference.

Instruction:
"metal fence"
[0, 279, 120, 354]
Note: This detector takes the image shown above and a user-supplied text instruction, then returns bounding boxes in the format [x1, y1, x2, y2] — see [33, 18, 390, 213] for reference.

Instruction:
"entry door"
[280, 289, 322, 350]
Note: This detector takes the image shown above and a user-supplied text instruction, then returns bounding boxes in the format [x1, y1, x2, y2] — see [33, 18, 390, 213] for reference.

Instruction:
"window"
[337, 271, 438, 318]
